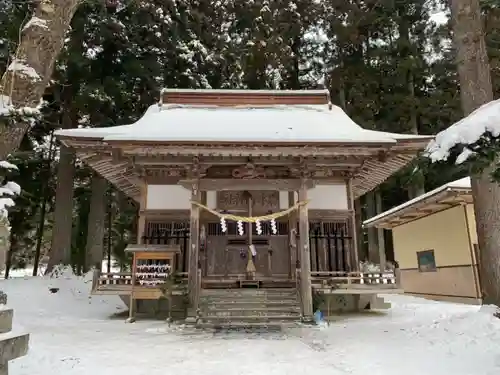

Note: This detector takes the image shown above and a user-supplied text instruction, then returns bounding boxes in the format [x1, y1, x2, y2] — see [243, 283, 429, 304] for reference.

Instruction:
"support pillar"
[288, 191, 298, 280]
[375, 190, 386, 272]
[298, 178, 313, 320]
[187, 180, 201, 318]
[126, 181, 146, 324]
[346, 178, 360, 271]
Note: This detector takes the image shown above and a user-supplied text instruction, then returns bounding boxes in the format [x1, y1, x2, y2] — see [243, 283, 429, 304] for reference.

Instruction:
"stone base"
[0, 332, 29, 363]
[318, 294, 391, 317]
[0, 309, 12, 334]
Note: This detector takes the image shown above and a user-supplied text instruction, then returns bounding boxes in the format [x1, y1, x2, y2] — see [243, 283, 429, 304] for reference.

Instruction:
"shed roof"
[363, 177, 472, 229]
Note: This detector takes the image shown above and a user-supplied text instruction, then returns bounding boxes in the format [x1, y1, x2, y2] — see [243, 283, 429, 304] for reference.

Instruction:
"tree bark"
[450, 0, 500, 306]
[0, 0, 81, 159]
[33, 132, 55, 276]
[46, 145, 75, 273]
[85, 174, 107, 271]
[397, 9, 425, 198]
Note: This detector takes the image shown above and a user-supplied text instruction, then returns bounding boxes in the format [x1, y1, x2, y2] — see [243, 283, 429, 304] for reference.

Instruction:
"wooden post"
[288, 192, 297, 279]
[346, 178, 359, 271]
[187, 180, 201, 315]
[127, 252, 137, 323]
[126, 181, 146, 323]
[298, 177, 313, 320]
[375, 190, 386, 272]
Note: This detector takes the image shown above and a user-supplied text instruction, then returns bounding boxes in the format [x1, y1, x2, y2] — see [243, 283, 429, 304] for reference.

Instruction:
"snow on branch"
[0, 162, 21, 221]
[425, 99, 500, 165]
[0, 95, 41, 125]
[0, 161, 18, 171]
[7, 59, 41, 82]
[22, 16, 49, 31]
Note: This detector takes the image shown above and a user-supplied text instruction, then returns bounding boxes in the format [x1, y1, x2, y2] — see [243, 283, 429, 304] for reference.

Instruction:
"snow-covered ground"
[2, 272, 500, 375]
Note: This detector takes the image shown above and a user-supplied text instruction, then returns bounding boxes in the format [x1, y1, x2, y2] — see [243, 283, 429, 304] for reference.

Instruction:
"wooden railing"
[310, 270, 401, 289]
[92, 270, 133, 290]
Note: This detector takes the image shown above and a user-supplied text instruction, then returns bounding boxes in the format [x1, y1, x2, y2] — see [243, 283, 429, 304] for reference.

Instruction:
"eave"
[59, 136, 431, 200]
[363, 187, 473, 229]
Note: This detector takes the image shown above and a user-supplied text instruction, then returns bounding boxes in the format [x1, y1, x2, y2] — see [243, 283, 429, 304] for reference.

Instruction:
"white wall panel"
[146, 185, 191, 210]
[279, 191, 289, 209]
[294, 183, 348, 210]
[206, 191, 217, 209]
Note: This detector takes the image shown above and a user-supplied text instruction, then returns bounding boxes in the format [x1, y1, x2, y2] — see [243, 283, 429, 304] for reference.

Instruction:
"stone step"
[0, 308, 13, 334]
[0, 331, 29, 362]
[197, 321, 293, 331]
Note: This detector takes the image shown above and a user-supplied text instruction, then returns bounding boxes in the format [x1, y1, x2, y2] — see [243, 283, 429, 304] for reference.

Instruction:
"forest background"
[1, 0, 495, 275]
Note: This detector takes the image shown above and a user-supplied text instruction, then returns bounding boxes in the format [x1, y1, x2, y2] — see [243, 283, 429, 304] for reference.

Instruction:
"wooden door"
[269, 236, 290, 278]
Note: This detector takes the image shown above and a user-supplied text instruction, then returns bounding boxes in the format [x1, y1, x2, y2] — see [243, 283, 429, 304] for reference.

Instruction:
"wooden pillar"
[127, 181, 146, 323]
[288, 191, 297, 279]
[346, 178, 359, 271]
[187, 180, 201, 312]
[298, 178, 313, 319]
[375, 190, 386, 272]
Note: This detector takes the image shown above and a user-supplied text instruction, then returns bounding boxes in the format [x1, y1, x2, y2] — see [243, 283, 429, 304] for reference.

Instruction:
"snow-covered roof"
[55, 103, 430, 144]
[363, 177, 472, 228]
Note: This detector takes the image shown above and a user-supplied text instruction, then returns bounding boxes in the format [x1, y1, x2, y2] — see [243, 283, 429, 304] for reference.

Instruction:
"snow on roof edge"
[363, 177, 471, 227]
[160, 88, 330, 95]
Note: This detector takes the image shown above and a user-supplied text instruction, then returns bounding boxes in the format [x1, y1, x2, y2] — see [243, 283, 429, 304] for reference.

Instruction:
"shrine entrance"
[203, 221, 291, 280]
[201, 190, 293, 287]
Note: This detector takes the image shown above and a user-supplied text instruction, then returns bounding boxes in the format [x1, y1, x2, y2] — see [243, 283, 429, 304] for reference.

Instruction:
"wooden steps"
[198, 288, 301, 328]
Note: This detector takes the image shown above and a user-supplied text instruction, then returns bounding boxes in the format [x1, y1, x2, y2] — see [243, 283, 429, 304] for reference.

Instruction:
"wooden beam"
[118, 145, 390, 158]
[178, 178, 314, 191]
[123, 154, 363, 167]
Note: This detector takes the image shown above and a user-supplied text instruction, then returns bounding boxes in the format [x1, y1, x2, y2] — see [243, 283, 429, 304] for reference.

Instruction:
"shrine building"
[55, 89, 432, 326]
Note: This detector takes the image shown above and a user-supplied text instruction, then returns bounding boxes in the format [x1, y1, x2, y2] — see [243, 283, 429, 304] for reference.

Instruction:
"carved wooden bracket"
[232, 163, 267, 179]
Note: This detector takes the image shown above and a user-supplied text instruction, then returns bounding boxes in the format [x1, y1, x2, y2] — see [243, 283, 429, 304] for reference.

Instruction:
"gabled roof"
[56, 89, 430, 145]
[363, 177, 472, 229]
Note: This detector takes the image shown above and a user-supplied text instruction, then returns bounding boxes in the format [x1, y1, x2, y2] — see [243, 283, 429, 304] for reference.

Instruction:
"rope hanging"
[190, 199, 310, 223]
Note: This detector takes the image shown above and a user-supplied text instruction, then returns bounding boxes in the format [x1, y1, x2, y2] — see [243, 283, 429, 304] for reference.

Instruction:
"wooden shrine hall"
[55, 89, 432, 325]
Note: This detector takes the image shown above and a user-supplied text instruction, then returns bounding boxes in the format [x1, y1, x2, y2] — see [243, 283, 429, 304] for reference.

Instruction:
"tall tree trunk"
[46, 144, 75, 273]
[4, 234, 16, 280]
[397, 9, 425, 198]
[33, 132, 55, 276]
[450, 0, 500, 306]
[85, 174, 107, 271]
[0, 0, 81, 159]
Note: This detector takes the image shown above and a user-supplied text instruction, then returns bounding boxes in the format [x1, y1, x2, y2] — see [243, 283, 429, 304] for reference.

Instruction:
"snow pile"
[426, 99, 500, 163]
[2, 270, 500, 375]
